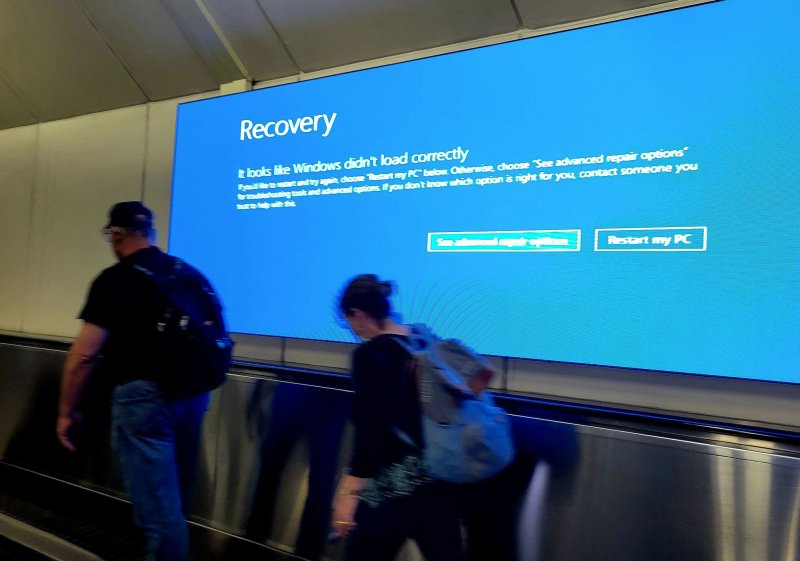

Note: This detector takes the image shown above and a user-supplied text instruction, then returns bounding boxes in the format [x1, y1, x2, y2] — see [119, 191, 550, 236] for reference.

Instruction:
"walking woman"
[330, 274, 462, 561]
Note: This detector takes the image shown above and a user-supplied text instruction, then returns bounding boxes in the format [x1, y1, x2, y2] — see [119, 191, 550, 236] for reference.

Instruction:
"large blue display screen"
[170, 0, 800, 383]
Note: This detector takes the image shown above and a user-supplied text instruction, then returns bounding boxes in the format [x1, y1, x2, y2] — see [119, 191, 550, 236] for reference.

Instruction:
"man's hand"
[56, 412, 81, 452]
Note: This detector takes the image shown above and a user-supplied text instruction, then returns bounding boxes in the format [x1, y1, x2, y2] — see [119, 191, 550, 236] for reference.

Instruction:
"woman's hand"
[331, 474, 366, 539]
[330, 493, 360, 539]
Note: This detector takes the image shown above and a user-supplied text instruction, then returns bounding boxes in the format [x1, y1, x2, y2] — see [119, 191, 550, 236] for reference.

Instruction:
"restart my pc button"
[595, 227, 707, 251]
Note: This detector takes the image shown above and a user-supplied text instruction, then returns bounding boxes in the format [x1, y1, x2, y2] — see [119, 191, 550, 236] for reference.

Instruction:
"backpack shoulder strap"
[409, 323, 437, 345]
[126, 259, 168, 303]
[389, 334, 415, 355]
[127, 254, 178, 283]
[384, 333, 425, 450]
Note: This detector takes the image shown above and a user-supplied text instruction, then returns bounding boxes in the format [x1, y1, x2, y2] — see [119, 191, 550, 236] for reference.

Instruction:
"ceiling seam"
[253, 0, 304, 75]
[21, 123, 44, 335]
[508, 0, 526, 29]
[192, 0, 252, 80]
[21, 124, 42, 333]
[140, 104, 150, 201]
[157, 0, 240, 87]
[72, 0, 150, 100]
[0, 67, 44, 122]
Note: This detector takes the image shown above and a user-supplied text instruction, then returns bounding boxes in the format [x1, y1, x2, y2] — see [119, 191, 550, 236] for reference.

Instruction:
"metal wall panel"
[0, 344, 61, 462]
[197, 373, 353, 559]
[23, 107, 147, 337]
[0, 0, 146, 122]
[257, 0, 520, 72]
[232, 334, 283, 363]
[283, 339, 353, 371]
[1, 340, 799, 561]
[508, 357, 800, 432]
[0, 125, 37, 332]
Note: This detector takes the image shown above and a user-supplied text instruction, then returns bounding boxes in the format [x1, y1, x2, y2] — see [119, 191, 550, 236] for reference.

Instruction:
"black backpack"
[132, 257, 233, 396]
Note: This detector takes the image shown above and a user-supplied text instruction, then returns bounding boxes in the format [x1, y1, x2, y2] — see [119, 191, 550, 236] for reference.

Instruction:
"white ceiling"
[0, 0, 685, 131]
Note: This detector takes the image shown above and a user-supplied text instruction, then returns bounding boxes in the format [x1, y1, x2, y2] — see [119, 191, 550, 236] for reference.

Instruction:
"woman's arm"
[330, 343, 395, 538]
[330, 473, 367, 538]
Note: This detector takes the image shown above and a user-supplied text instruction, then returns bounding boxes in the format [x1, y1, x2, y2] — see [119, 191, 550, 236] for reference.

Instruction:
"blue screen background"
[170, 0, 800, 383]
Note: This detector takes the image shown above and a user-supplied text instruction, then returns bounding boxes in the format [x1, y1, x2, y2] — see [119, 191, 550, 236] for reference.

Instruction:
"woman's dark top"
[348, 334, 423, 480]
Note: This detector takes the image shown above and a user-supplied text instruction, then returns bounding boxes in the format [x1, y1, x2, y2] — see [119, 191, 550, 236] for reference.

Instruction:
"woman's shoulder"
[354, 333, 409, 362]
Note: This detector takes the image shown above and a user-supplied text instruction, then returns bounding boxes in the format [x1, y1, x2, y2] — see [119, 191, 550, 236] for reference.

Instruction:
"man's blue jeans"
[112, 380, 210, 561]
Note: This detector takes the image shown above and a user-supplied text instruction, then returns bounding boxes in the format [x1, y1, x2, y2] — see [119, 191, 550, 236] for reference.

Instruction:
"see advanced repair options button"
[428, 229, 581, 252]
[594, 227, 707, 251]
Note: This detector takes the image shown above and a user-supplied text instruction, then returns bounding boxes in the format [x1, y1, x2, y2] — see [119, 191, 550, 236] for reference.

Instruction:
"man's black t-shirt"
[80, 246, 173, 386]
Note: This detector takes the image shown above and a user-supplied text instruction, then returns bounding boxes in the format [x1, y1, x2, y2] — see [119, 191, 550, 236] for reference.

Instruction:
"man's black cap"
[105, 201, 153, 229]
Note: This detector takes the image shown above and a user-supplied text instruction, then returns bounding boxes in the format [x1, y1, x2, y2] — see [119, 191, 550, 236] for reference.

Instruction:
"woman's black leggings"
[344, 481, 463, 561]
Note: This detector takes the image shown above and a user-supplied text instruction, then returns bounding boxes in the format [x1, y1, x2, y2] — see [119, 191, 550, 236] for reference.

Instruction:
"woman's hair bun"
[339, 274, 394, 321]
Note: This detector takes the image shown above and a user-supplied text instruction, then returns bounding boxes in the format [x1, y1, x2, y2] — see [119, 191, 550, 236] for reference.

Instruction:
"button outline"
[594, 226, 708, 252]
[428, 229, 582, 253]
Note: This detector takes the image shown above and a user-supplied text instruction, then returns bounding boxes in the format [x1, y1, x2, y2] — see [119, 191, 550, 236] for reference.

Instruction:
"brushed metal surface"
[1, 341, 798, 561]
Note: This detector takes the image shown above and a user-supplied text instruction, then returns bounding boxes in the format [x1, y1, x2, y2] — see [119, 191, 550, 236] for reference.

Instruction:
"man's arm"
[56, 322, 108, 452]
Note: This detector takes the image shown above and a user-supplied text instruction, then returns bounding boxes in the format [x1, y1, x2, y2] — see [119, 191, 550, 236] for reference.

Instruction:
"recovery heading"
[240, 113, 337, 141]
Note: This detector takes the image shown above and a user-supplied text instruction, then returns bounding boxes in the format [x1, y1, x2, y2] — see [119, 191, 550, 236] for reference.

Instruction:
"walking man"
[57, 201, 226, 561]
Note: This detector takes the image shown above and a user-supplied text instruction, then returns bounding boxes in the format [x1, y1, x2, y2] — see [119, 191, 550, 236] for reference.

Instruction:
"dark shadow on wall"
[1, 348, 121, 494]
[459, 416, 581, 561]
[243, 380, 349, 561]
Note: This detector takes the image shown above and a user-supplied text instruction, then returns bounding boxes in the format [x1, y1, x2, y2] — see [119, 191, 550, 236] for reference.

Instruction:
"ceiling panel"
[77, 0, 222, 101]
[516, 0, 673, 29]
[0, 0, 688, 132]
[0, 0, 147, 122]
[258, 0, 520, 72]
[0, 74, 37, 129]
[159, 0, 246, 86]
[202, 0, 299, 82]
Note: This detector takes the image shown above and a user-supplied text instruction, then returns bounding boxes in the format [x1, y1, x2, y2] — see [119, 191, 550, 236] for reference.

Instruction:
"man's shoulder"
[90, 261, 126, 289]
[127, 246, 170, 268]
[80, 263, 133, 326]
[124, 249, 217, 300]
[91, 248, 168, 293]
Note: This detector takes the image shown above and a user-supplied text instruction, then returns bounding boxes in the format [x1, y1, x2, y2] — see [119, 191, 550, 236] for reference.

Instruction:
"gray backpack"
[393, 324, 514, 483]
